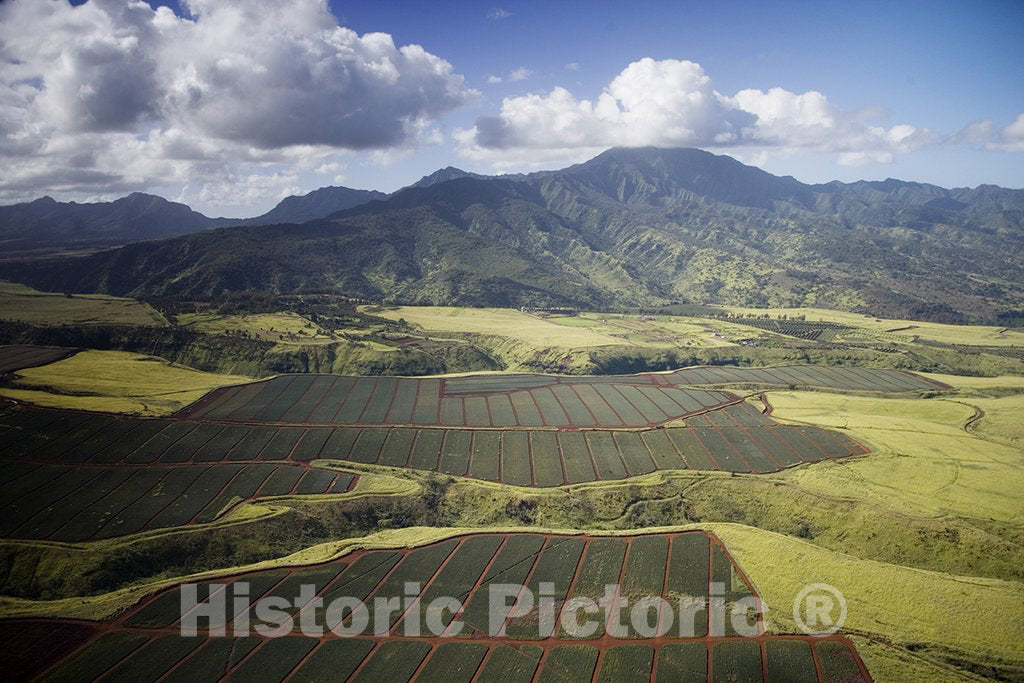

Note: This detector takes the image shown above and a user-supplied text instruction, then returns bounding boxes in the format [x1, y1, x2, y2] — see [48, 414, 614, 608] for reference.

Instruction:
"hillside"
[0, 193, 230, 250]
[236, 185, 386, 225]
[3, 147, 1022, 322]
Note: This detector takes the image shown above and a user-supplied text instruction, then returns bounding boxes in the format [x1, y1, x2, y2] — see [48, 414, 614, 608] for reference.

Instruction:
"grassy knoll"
[0, 350, 252, 415]
[721, 304, 1024, 347]
[176, 311, 334, 344]
[0, 280, 166, 327]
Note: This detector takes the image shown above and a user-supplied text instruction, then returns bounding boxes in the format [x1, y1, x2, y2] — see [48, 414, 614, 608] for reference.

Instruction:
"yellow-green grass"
[549, 312, 753, 348]
[720, 304, 1024, 347]
[767, 390, 1024, 524]
[920, 372, 1024, 392]
[714, 523, 1024, 669]
[964, 396, 1024, 448]
[0, 280, 166, 326]
[177, 311, 333, 344]
[0, 350, 252, 415]
[369, 306, 626, 348]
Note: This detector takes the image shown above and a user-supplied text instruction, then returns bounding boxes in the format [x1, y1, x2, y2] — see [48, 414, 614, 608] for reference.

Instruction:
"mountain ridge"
[2, 147, 1022, 322]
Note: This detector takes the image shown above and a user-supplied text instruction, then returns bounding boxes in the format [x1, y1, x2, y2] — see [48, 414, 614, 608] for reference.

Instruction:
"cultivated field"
[18, 531, 869, 682]
[0, 280, 167, 327]
[0, 402, 866, 496]
[0, 460, 354, 541]
[0, 344, 75, 374]
[181, 365, 943, 430]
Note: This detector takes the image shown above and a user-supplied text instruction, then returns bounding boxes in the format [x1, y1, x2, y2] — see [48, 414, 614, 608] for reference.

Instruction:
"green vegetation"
[176, 311, 334, 344]
[1, 295, 1023, 681]
[0, 280, 166, 327]
[6, 148, 1022, 324]
[0, 350, 251, 415]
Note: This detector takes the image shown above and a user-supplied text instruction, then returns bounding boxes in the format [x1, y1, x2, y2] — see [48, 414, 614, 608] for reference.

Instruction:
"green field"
[1, 304, 1022, 682]
[0, 280, 166, 327]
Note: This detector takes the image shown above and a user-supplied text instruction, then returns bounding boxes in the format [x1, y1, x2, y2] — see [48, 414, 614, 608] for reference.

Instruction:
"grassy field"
[0, 280, 166, 327]
[544, 312, 759, 348]
[715, 523, 1024, 673]
[721, 304, 1024, 347]
[768, 391, 1024, 524]
[176, 311, 334, 344]
[0, 350, 251, 415]
[370, 306, 626, 348]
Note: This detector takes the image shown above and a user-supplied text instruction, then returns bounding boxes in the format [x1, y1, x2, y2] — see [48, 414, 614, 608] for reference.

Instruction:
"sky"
[1, 0, 1022, 217]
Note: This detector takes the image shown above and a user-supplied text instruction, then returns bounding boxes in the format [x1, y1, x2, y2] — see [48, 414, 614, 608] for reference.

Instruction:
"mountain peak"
[239, 185, 386, 226]
[408, 166, 489, 190]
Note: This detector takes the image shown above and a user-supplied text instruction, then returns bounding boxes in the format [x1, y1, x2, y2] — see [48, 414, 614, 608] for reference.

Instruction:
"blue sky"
[5, 0, 1022, 215]
[331, 0, 1024, 190]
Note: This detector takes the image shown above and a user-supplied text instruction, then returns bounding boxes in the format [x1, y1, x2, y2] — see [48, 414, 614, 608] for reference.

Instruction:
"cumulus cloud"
[0, 0, 476, 207]
[456, 57, 933, 168]
[955, 113, 1024, 152]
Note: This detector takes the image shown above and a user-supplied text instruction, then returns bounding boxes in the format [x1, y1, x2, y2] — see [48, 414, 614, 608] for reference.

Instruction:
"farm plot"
[664, 364, 947, 392]
[0, 404, 867, 490]
[179, 374, 742, 428]
[0, 460, 356, 541]
[24, 532, 870, 682]
[0, 344, 76, 374]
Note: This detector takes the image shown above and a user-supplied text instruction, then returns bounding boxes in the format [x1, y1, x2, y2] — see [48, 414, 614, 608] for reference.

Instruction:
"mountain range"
[2, 147, 1022, 322]
[0, 186, 386, 251]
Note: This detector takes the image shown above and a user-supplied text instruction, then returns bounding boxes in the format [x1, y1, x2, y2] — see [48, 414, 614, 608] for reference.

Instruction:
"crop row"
[0, 461, 354, 541]
[179, 374, 741, 428]
[0, 406, 866, 487]
[30, 532, 868, 682]
[119, 532, 739, 639]
[39, 635, 868, 682]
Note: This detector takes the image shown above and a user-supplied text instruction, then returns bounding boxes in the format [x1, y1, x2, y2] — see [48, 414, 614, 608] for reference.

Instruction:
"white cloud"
[0, 0, 476, 206]
[956, 113, 1024, 152]
[457, 57, 934, 169]
[565, 62, 581, 71]
[486, 75, 504, 85]
[508, 67, 532, 82]
[487, 8, 512, 20]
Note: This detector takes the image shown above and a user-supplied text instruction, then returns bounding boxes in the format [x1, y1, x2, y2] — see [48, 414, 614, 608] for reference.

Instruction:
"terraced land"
[0, 344, 75, 374]
[178, 374, 743, 428]
[0, 407, 357, 542]
[179, 365, 943, 430]
[0, 400, 866, 505]
[20, 532, 870, 682]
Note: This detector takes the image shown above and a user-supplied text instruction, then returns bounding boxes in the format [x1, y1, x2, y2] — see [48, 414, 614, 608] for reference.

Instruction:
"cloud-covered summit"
[456, 58, 934, 168]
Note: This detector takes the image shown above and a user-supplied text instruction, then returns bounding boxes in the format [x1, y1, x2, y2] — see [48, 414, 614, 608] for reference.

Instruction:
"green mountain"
[4, 147, 1022, 322]
[0, 193, 231, 250]
[235, 185, 386, 226]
